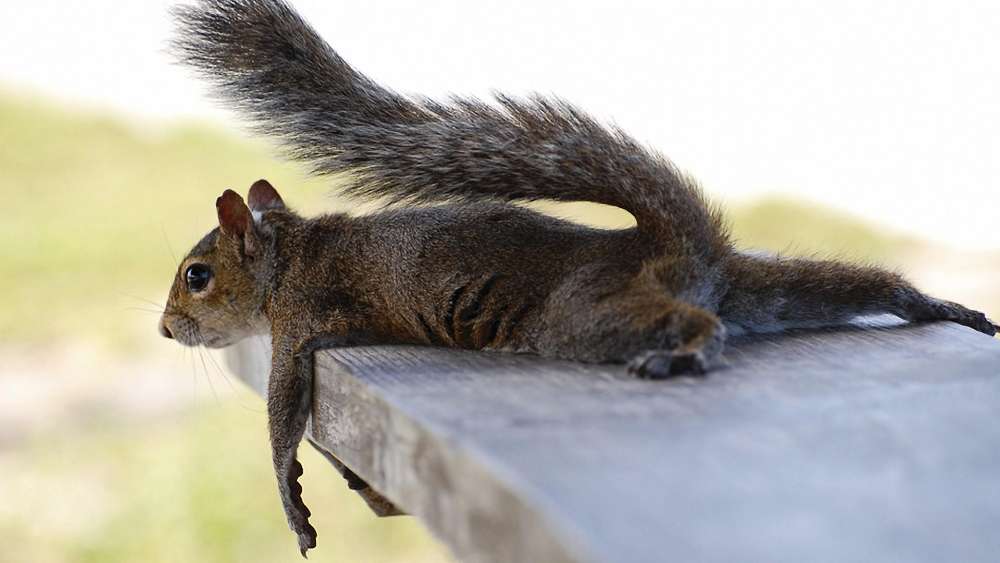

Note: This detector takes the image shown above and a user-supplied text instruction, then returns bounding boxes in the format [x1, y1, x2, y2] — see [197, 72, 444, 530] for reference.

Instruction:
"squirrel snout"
[159, 318, 174, 339]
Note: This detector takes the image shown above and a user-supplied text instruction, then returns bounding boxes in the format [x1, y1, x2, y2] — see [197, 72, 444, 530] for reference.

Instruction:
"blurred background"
[1, 1, 997, 562]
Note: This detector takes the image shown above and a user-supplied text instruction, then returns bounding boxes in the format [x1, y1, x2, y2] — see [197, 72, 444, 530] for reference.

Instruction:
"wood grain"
[226, 318, 1000, 562]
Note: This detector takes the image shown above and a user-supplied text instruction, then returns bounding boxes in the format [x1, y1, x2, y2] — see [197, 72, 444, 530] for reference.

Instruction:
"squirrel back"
[172, 0, 730, 264]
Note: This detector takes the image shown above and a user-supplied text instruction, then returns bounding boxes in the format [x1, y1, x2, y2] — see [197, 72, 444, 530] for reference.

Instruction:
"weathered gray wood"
[226, 318, 1000, 563]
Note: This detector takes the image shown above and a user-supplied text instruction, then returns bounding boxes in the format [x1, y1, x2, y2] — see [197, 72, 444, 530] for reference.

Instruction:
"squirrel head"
[159, 179, 287, 348]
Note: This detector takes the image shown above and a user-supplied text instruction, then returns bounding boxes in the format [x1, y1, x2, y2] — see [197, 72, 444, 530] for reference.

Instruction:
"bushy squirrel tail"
[173, 0, 730, 261]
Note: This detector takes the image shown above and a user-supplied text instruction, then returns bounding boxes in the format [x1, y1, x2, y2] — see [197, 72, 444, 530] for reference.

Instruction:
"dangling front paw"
[282, 459, 318, 557]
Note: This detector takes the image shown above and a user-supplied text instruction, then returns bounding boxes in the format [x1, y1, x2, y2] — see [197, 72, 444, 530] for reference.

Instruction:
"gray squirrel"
[160, 0, 998, 555]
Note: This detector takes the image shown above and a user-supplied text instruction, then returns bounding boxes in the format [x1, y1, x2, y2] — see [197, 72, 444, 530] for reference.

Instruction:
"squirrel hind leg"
[539, 273, 728, 376]
[718, 252, 998, 337]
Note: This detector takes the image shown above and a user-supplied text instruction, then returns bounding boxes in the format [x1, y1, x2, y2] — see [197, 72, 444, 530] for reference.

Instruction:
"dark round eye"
[185, 263, 213, 293]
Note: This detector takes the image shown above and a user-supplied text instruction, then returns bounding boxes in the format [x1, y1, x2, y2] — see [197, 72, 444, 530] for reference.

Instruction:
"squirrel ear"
[216, 189, 252, 237]
[248, 179, 286, 212]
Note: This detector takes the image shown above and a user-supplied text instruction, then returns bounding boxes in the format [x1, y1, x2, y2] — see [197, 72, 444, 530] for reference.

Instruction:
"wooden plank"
[226, 318, 1000, 562]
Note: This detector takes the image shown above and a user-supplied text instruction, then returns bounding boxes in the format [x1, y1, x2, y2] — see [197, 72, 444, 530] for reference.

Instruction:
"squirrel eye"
[185, 263, 213, 293]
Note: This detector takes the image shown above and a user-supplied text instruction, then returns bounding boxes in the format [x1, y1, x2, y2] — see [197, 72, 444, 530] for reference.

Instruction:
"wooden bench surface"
[226, 317, 1000, 563]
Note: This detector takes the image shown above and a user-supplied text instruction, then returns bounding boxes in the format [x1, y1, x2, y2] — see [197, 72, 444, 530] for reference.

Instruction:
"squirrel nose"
[159, 319, 173, 339]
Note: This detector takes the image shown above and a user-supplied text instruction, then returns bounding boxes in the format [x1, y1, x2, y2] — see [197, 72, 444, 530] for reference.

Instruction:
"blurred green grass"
[0, 400, 450, 563]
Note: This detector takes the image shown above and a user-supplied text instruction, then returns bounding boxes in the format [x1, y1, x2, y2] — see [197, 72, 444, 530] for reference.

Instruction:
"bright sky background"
[3, 0, 998, 250]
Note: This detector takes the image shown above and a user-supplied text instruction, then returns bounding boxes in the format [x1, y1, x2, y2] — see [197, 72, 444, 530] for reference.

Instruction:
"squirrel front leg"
[268, 336, 316, 557]
[269, 333, 358, 557]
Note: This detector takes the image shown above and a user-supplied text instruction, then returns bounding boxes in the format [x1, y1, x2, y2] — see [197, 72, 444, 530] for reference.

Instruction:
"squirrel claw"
[293, 519, 317, 558]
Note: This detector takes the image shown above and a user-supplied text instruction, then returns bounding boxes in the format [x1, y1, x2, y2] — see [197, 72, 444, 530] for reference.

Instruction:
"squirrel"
[161, 0, 998, 556]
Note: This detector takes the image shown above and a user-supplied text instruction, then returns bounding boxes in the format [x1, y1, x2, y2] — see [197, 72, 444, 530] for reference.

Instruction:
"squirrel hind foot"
[912, 298, 997, 336]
